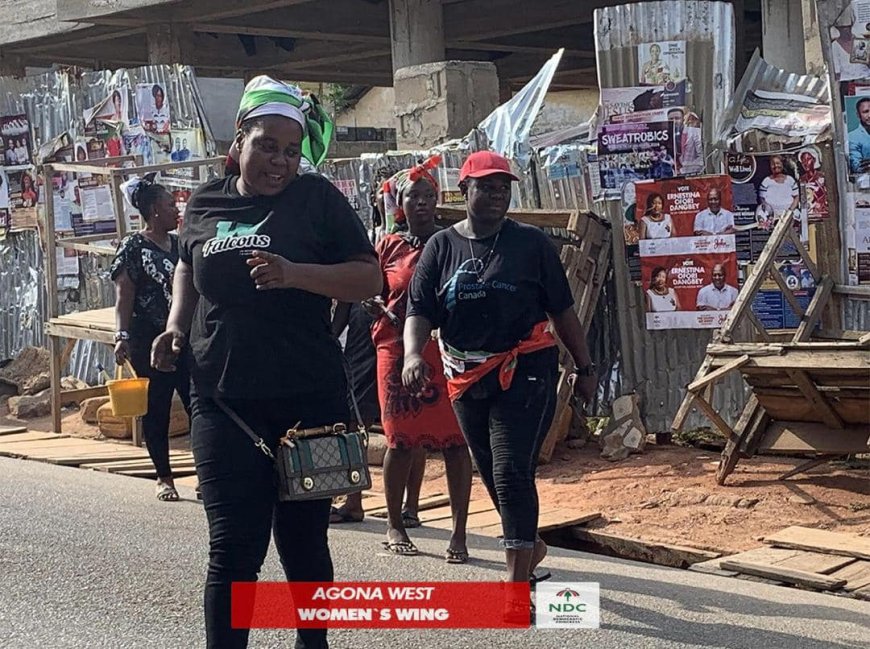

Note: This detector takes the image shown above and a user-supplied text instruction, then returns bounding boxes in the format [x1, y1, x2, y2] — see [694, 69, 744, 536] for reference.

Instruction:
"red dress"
[372, 234, 465, 449]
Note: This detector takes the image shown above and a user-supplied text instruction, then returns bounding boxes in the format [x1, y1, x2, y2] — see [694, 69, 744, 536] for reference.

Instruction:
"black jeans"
[451, 348, 558, 550]
[129, 345, 191, 479]
[191, 390, 348, 649]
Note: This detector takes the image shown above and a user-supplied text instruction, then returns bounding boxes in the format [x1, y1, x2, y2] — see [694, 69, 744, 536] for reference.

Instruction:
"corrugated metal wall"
[0, 65, 214, 384]
[593, 1, 741, 432]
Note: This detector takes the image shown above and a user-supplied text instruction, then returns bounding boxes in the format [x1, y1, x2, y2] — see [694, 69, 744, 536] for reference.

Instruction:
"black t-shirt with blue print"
[179, 174, 375, 399]
[407, 218, 574, 354]
[110, 232, 179, 349]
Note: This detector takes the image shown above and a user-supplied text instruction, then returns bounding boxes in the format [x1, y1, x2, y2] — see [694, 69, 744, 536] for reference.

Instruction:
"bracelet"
[114, 330, 130, 342]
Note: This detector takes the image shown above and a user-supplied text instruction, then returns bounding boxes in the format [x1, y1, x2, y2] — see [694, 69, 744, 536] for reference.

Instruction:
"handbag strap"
[213, 352, 367, 460]
[213, 397, 275, 460]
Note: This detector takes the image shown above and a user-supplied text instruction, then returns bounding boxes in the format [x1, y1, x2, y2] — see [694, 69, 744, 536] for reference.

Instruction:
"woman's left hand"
[569, 372, 597, 406]
[247, 251, 295, 290]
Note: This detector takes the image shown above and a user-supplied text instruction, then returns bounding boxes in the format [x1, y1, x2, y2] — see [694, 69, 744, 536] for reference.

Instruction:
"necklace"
[467, 230, 501, 283]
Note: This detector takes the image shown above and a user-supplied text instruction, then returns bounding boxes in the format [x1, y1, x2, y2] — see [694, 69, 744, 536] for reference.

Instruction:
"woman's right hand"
[114, 340, 130, 366]
[151, 329, 185, 372]
[402, 353, 432, 396]
[361, 298, 383, 319]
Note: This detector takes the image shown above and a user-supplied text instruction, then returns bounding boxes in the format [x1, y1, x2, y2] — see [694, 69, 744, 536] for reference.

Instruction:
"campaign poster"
[84, 87, 129, 134]
[1, 114, 33, 166]
[8, 169, 39, 210]
[637, 41, 686, 86]
[633, 175, 733, 241]
[844, 95, 870, 179]
[797, 146, 830, 222]
[598, 121, 676, 197]
[750, 260, 816, 329]
[847, 192, 870, 284]
[830, 5, 870, 82]
[71, 176, 115, 236]
[733, 89, 831, 141]
[331, 178, 361, 211]
[640, 235, 739, 330]
[600, 82, 687, 123]
[727, 152, 808, 264]
[0, 208, 8, 240]
[122, 125, 154, 166]
[135, 82, 171, 135]
[437, 167, 463, 204]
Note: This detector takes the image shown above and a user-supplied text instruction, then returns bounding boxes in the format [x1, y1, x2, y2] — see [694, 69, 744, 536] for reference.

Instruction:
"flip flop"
[156, 483, 179, 502]
[330, 506, 364, 524]
[529, 570, 551, 585]
[401, 510, 421, 528]
[445, 548, 469, 564]
[382, 540, 419, 556]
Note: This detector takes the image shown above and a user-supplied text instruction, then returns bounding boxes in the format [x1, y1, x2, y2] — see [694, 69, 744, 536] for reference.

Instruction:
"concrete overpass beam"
[388, 0, 445, 72]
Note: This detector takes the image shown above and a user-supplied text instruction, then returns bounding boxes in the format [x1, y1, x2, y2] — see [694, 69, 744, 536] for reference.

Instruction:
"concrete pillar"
[393, 60, 499, 149]
[388, 0, 445, 73]
[147, 24, 186, 65]
[801, 0, 825, 77]
[761, 0, 807, 73]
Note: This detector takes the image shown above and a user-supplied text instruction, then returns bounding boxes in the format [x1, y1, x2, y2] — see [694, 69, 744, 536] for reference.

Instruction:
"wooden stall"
[43, 157, 224, 443]
[436, 205, 613, 462]
[672, 212, 870, 484]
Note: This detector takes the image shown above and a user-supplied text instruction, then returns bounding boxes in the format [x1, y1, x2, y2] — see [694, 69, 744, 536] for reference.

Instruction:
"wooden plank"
[785, 226, 820, 282]
[47, 452, 154, 466]
[0, 432, 71, 444]
[759, 423, 870, 454]
[61, 385, 109, 404]
[114, 466, 198, 478]
[717, 394, 760, 484]
[427, 505, 510, 531]
[417, 499, 495, 523]
[366, 493, 449, 518]
[768, 267, 806, 319]
[687, 355, 750, 393]
[776, 551, 857, 575]
[692, 394, 737, 442]
[745, 308, 773, 342]
[785, 369, 846, 429]
[718, 212, 794, 338]
[717, 350, 870, 371]
[753, 393, 868, 425]
[537, 509, 602, 533]
[793, 277, 834, 342]
[719, 560, 846, 591]
[571, 528, 720, 568]
[764, 526, 870, 560]
[828, 561, 870, 591]
[44, 323, 115, 345]
[0, 426, 27, 435]
[671, 356, 713, 432]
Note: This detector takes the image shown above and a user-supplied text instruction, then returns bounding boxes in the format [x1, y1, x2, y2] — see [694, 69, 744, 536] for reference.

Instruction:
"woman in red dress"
[373, 157, 472, 562]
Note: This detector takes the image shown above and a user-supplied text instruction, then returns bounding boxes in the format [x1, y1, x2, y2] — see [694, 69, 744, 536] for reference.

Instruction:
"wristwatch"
[571, 363, 595, 377]
[114, 330, 130, 342]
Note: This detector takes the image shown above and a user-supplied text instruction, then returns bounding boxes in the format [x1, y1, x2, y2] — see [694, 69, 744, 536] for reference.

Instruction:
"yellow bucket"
[107, 360, 150, 417]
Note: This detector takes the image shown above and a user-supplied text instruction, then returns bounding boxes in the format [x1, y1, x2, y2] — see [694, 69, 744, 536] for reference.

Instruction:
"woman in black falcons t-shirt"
[403, 151, 597, 610]
[151, 77, 381, 649]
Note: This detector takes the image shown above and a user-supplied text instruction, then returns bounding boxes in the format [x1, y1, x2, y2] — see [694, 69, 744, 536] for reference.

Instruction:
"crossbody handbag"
[213, 371, 372, 501]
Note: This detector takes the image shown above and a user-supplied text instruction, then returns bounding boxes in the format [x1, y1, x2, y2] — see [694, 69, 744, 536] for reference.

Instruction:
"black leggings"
[129, 345, 190, 479]
[450, 348, 558, 550]
[191, 390, 348, 649]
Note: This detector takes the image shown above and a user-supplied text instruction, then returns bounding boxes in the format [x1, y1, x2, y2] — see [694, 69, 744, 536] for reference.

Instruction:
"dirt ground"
[5, 404, 869, 555]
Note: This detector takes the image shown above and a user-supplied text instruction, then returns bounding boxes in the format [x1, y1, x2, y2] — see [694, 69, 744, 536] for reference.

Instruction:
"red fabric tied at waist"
[445, 321, 556, 401]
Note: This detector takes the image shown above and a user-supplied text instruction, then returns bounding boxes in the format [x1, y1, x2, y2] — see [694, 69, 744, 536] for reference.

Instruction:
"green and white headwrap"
[234, 75, 334, 167]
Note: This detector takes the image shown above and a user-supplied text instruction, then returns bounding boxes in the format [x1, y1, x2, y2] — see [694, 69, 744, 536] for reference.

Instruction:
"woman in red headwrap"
[373, 156, 472, 562]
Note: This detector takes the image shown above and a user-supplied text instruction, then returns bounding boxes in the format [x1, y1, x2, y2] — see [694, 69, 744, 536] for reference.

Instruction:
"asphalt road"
[1, 456, 868, 649]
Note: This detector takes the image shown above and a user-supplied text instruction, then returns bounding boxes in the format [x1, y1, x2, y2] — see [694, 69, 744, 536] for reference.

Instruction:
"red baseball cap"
[459, 151, 520, 182]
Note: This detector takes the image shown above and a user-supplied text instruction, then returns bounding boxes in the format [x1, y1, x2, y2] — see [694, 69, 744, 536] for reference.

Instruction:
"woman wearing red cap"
[403, 150, 596, 591]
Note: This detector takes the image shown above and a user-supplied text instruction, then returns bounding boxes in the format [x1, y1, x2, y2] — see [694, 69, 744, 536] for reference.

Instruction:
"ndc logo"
[535, 582, 600, 629]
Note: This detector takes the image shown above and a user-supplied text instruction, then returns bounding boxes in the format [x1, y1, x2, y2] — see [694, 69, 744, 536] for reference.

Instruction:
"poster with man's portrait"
[640, 236, 739, 330]
[136, 83, 171, 134]
[845, 94, 870, 179]
[637, 41, 686, 86]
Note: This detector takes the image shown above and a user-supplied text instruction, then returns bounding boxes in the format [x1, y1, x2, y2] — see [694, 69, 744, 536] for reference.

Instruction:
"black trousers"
[129, 345, 191, 479]
[451, 348, 558, 550]
[191, 390, 348, 649]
